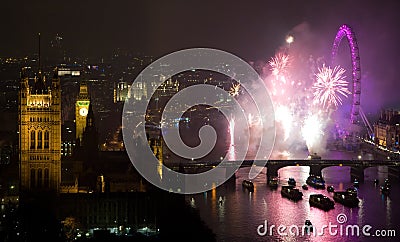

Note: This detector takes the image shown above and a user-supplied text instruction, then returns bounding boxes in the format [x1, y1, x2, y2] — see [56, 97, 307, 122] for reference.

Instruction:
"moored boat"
[333, 191, 359, 207]
[380, 185, 390, 195]
[304, 220, 313, 232]
[384, 178, 391, 188]
[309, 194, 334, 211]
[288, 178, 296, 186]
[281, 186, 303, 201]
[353, 179, 359, 188]
[346, 187, 358, 196]
[306, 175, 326, 189]
[242, 180, 254, 192]
[268, 176, 279, 189]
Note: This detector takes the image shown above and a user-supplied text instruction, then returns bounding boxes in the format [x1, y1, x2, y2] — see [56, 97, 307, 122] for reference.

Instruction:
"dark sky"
[1, 0, 400, 111]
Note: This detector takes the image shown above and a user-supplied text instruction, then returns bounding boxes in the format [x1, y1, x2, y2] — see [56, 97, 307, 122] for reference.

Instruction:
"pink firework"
[312, 65, 351, 108]
[269, 53, 290, 83]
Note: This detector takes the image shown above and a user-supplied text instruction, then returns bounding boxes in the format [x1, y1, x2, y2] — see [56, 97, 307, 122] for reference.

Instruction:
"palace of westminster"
[1, 51, 168, 239]
[19, 66, 124, 194]
[17, 64, 164, 195]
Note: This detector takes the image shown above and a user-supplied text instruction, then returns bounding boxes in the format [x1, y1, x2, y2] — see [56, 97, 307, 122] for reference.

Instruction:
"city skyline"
[1, 1, 400, 111]
[1, 1, 400, 241]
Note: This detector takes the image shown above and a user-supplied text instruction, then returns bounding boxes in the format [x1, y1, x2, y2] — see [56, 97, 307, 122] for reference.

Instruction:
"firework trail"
[275, 105, 293, 141]
[301, 113, 324, 154]
[229, 118, 235, 146]
[312, 65, 351, 108]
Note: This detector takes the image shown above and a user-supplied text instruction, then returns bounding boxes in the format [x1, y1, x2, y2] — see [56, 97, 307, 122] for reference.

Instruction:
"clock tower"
[75, 82, 90, 143]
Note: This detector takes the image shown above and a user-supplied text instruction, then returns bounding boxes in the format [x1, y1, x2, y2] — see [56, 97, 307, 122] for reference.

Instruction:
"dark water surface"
[185, 151, 400, 241]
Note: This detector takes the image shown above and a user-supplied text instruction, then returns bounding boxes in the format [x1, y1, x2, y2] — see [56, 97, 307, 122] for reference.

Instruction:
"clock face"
[79, 107, 88, 116]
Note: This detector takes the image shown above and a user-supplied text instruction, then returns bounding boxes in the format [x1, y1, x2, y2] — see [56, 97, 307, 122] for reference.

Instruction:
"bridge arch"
[321, 166, 351, 183]
[277, 166, 310, 181]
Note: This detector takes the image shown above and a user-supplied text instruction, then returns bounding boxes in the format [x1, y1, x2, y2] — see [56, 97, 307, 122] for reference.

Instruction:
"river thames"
[184, 150, 399, 241]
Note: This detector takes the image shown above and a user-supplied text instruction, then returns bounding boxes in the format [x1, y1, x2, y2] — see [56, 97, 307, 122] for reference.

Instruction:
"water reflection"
[218, 196, 225, 221]
[227, 145, 236, 161]
[187, 159, 400, 241]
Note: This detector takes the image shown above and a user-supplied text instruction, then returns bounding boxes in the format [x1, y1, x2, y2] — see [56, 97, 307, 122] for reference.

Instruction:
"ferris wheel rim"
[331, 24, 361, 124]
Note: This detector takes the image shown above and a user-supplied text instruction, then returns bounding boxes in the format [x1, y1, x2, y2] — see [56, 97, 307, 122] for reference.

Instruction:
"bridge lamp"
[357, 155, 362, 160]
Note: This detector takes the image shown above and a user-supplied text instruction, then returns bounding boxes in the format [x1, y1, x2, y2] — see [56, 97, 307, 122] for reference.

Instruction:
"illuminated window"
[37, 130, 42, 149]
[44, 131, 49, 149]
[30, 131, 35, 149]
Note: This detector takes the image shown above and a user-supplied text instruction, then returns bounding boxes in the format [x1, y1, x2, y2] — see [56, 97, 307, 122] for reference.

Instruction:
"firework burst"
[312, 65, 351, 108]
[229, 83, 241, 97]
[269, 53, 290, 83]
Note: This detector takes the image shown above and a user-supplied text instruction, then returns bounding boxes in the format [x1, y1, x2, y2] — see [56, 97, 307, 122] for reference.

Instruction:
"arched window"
[37, 130, 42, 149]
[44, 131, 50, 149]
[44, 168, 49, 188]
[30, 131, 35, 149]
[30, 169, 36, 188]
[37, 168, 42, 188]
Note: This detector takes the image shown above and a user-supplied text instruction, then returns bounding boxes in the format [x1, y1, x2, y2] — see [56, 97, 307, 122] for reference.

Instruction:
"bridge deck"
[166, 159, 400, 169]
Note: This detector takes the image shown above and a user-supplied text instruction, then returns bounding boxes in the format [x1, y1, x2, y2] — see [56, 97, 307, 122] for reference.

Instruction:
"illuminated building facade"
[113, 81, 132, 103]
[374, 109, 400, 151]
[18, 68, 61, 192]
[75, 83, 90, 143]
[61, 120, 75, 157]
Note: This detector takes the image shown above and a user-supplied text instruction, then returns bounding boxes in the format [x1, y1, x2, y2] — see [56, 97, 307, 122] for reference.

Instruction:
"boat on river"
[306, 175, 326, 189]
[333, 191, 359, 207]
[242, 180, 254, 192]
[281, 186, 303, 201]
[309, 194, 334, 211]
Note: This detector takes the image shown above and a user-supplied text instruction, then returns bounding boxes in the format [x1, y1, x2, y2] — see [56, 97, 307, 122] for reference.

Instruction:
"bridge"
[167, 159, 400, 182]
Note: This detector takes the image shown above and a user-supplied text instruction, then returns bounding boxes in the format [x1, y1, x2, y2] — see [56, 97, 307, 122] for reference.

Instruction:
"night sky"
[1, 0, 400, 112]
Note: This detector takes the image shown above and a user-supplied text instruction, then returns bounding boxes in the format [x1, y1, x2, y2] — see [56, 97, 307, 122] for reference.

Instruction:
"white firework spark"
[275, 105, 293, 141]
[301, 113, 324, 154]
[312, 65, 351, 108]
